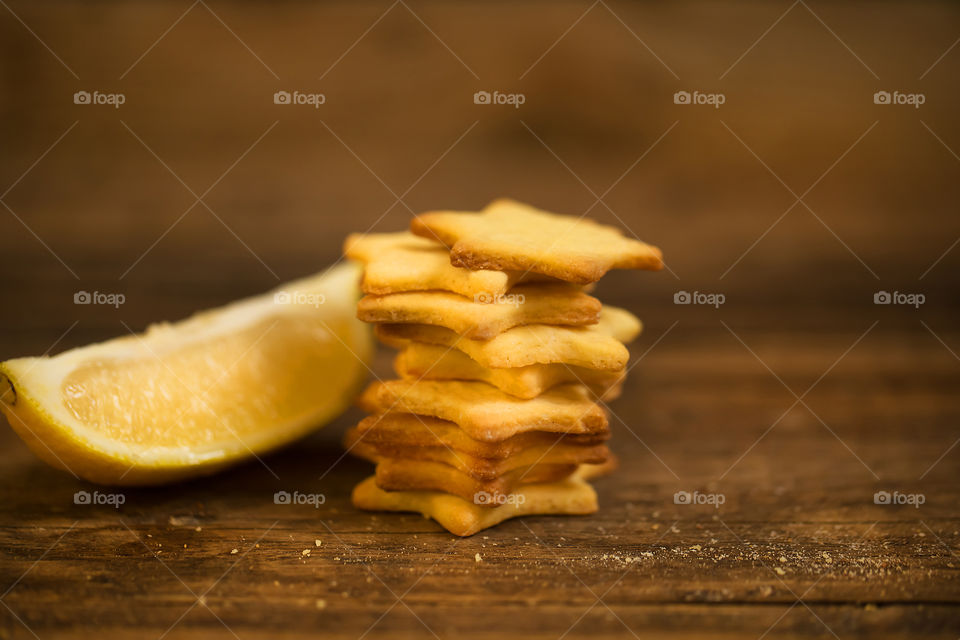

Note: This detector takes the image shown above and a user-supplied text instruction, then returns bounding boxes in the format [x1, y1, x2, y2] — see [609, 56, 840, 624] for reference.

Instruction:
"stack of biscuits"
[343, 199, 662, 536]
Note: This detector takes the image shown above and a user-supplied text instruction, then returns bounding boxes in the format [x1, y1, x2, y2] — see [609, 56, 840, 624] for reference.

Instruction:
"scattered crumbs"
[864, 603, 877, 611]
[315, 599, 327, 610]
[598, 553, 648, 566]
[670, 525, 680, 534]
[255, 544, 260, 548]
[146, 534, 152, 538]
[652, 524, 661, 530]
[302, 549, 311, 557]
[779, 556, 788, 563]
[195, 527, 202, 532]
[315, 539, 322, 547]
[690, 545, 702, 552]
[273, 580, 280, 587]
[334, 557, 341, 561]
[775, 567, 786, 576]
[231, 548, 239, 555]
[475, 553, 482, 563]
[183, 544, 187, 549]
[759, 585, 773, 597]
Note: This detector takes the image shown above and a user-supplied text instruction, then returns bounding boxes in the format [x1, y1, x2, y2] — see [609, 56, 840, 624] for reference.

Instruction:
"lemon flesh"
[0, 262, 372, 485]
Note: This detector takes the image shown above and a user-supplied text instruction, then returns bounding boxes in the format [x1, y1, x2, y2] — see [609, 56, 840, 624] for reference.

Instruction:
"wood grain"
[1, 332, 958, 638]
[1, 0, 959, 637]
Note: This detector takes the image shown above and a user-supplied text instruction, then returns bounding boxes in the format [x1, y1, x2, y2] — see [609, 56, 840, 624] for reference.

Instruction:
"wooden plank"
[1, 332, 958, 637]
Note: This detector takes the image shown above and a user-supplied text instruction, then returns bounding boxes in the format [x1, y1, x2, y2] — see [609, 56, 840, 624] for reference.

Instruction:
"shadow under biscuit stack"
[343, 199, 663, 536]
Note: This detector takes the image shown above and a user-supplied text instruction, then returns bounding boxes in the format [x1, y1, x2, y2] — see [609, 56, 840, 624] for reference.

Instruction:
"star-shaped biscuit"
[357, 379, 608, 442]
[351, 473, 598, 537]
[357, 282, 600, 340]
[346, 413, 608, 460]
[345, 421, 610, 480]
[376, 305, 642, 371]
[411, 199, 663, 284]
[344, 231, 530, 297]
[393, 342, 624, 400]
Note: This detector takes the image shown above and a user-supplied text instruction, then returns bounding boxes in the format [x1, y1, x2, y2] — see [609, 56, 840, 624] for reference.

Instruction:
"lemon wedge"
[0, 262, 373, 485]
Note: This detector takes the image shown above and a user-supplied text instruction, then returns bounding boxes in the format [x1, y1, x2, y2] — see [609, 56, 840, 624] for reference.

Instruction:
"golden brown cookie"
[411, 199, 663, 284]
[344, 231, 526, 297]
[393, 341, 624, 400]
[357, 282, 600, 340]
[376, 306, 641, 371]
[357, 380, 607, 441]
[345, 422, 610, 480]
[373, 457, 578, 503]
[351, 472, 598, 536]
[347, 413, 609, 457]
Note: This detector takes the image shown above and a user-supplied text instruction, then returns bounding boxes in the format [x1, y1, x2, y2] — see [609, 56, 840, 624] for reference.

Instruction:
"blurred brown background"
[1, 0, 958, 350]
[1, 2, 959, 638]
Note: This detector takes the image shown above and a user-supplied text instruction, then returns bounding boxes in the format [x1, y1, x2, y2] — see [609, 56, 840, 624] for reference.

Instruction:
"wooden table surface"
[1, 1, 959, 638]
